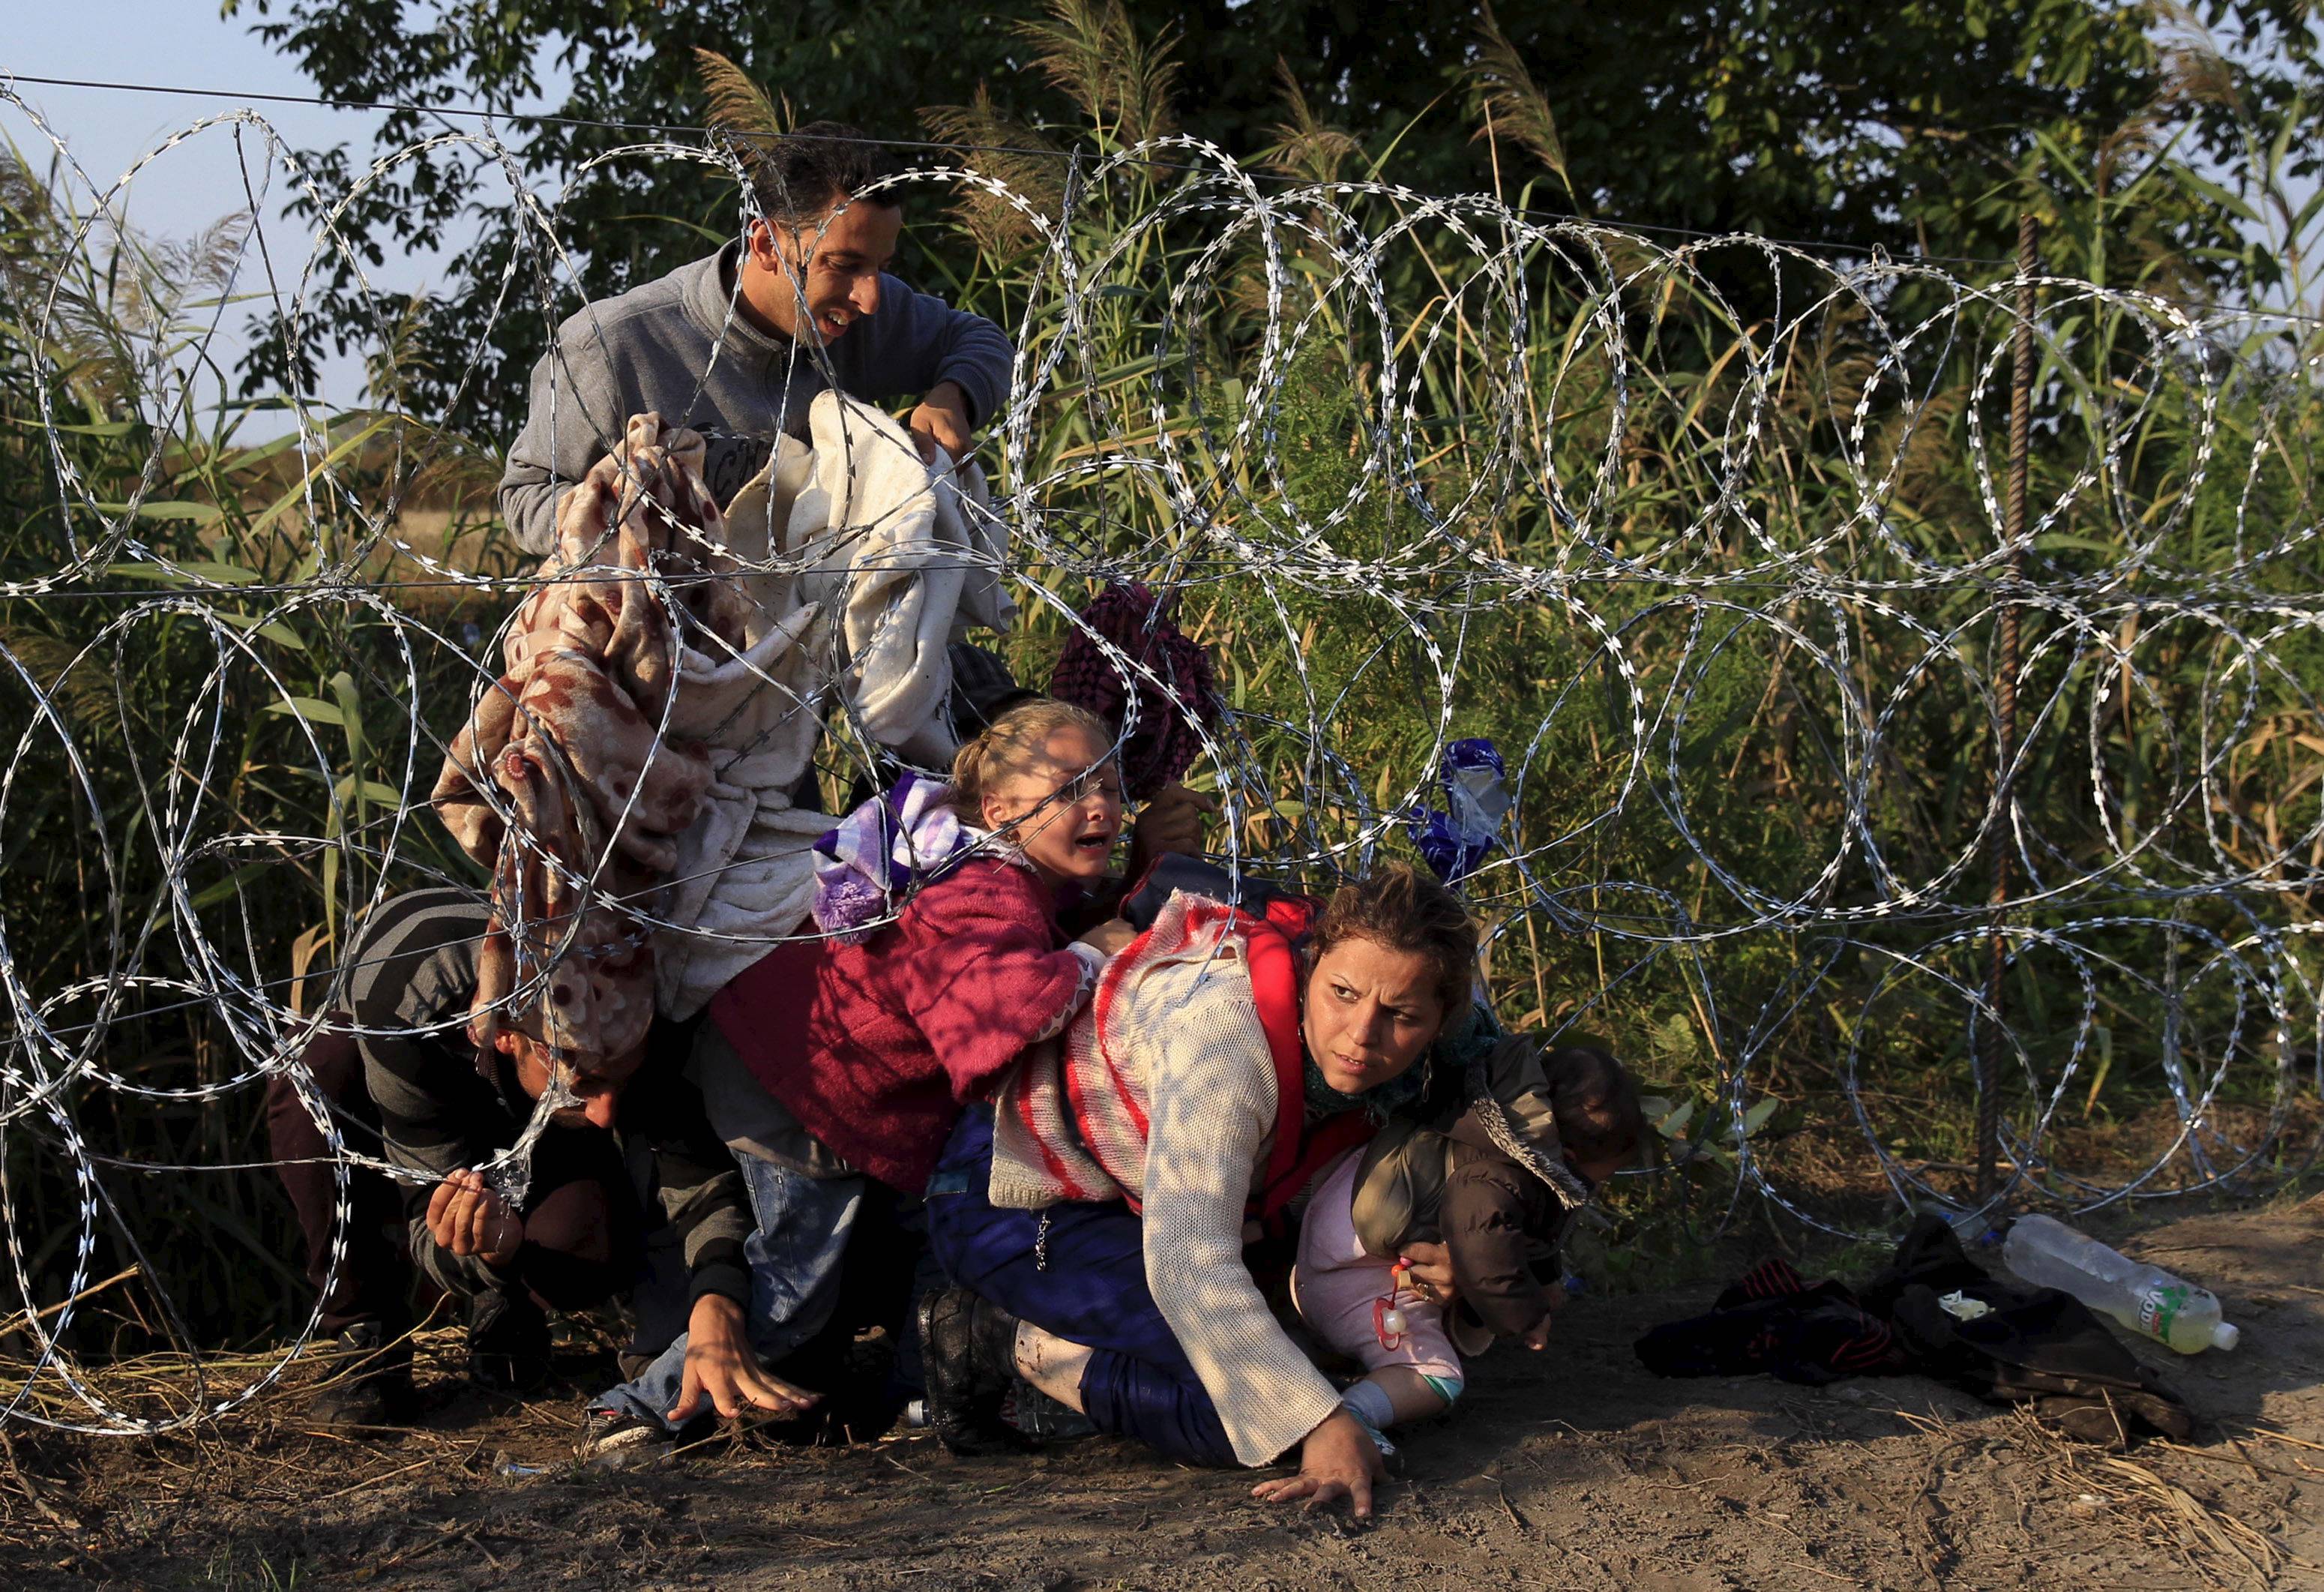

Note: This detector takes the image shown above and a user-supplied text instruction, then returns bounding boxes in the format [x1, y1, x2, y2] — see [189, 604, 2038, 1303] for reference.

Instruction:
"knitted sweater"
[991, 892, 1346, 1466]
[708, 856, 1097, 1193]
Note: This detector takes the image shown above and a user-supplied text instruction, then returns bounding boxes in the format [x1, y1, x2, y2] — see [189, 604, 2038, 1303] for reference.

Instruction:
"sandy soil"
[4, 1194, 2320, 1591]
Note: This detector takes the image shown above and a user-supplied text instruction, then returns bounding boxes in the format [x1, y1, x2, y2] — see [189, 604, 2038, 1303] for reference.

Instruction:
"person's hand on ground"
[426, 1168, 522, 1267]
[1520, 1282, 1568, 1350]
[1126, 784, 1217, 877]
[1252, 1409, 1386, 1519]
[1075, 918, 1139, 957]
[1397, 1240, 1460, 1309]
[909, 380, 974, 468]
[667, 1294, 820, 1423]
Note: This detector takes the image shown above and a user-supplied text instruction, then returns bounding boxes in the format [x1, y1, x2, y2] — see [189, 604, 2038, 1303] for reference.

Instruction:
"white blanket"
[653, 389, 1010, 1017]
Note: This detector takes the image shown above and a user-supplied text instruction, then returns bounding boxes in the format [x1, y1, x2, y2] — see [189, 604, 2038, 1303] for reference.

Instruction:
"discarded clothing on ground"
[1635, 1215, 2194, 1447]
[1865, 1214, 2196, 1444]
[1632, 1255, 1910, 1385]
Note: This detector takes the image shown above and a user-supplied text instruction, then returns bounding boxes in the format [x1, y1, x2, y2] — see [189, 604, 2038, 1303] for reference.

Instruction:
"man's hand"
[909, 380, 974, 467]
[425, 1168, 521, 1267]
[667, 1294, 820, 1423]
[1125, 784, 1217, 879]
[1074, 918, 1138, 958]
[1251, 1409, 1387, 1519]
[1397, 1240, 1460, 1310]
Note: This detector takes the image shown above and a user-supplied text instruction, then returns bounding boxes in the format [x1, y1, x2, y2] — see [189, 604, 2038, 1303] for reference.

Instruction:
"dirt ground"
[4, 1193, 2321, 1591]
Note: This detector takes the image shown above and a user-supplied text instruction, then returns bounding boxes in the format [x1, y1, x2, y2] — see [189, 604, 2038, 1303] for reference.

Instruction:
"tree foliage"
[7, 7, 2324, 1351]
[224, 0, 2323, 427]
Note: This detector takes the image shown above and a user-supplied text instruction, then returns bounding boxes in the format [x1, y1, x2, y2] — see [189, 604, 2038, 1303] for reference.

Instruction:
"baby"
[1292, 1037, 1644, 1436]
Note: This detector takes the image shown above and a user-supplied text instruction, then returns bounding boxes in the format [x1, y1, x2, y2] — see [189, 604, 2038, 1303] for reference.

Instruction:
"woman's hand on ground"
[1253, 1410, 1386, 1519]
[1075, 918, 1138, 957]
[1397, 1240, 1460, 1309]
[667, 1294, 820, 1423]
[425, 1168, 521, 1267]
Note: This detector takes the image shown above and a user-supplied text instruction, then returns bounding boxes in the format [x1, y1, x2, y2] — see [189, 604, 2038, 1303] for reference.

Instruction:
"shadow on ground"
[5, 1194, 2321, 1591]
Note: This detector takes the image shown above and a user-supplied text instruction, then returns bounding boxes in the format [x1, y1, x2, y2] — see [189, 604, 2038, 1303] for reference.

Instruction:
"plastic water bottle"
[2000, 1214, 2241, 1354]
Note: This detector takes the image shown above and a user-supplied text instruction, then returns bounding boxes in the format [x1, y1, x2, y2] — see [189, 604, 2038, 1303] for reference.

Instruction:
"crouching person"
[1291, 1039, 1644, 1438]
[577, 700, 1136, 1460]
[282, 886, 810, 1426]
[573, 1019, 864, 1460]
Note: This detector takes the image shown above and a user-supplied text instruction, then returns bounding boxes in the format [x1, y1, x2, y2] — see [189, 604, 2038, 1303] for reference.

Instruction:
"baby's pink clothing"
[1291, 1149, 1464, 1389]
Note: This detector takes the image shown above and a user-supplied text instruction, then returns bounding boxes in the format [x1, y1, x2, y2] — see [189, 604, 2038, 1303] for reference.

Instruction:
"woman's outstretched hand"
[1251, 1410, 1385, 1519]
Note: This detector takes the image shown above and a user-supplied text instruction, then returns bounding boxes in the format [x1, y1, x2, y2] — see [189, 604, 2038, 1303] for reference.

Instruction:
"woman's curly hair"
[1310, 862, 1477, 1017]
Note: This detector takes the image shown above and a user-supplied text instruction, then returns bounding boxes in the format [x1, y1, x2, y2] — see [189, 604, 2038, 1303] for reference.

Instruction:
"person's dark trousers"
[883, 1193, 946, 1399]
[620, 1142, 690, 1372]
[924, 1105, 1237, 1468]
[264, 1021, 415, 1336]
[618, 1012, 699, 1365]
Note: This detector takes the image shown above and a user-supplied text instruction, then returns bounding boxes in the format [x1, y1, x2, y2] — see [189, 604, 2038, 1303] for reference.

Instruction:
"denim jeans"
[588, 1150, 864, 1431]
[925, 1105, 1236, 1467]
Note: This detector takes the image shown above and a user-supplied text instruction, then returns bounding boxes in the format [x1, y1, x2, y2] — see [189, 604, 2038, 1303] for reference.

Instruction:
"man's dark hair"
[747, 122, 903, 224]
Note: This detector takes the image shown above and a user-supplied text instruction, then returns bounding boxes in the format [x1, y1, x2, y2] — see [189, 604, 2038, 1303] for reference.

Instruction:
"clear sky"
[3, 3, 548, 430]
[5, 4, 357, 239]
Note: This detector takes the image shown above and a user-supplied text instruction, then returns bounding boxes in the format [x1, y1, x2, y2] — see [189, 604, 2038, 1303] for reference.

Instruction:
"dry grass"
[2014, 1410, 2297, 1588]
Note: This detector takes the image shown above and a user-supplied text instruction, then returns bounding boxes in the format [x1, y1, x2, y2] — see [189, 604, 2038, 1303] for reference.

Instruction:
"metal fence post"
[1977, 213, 2039, 1204]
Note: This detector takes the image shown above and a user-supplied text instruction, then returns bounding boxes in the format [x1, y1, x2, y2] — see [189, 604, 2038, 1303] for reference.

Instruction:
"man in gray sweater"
[499, 123, 1014, 554]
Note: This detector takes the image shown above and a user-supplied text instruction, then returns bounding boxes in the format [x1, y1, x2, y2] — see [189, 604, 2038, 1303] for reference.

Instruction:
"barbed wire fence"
[1, 84, 2320, 1435]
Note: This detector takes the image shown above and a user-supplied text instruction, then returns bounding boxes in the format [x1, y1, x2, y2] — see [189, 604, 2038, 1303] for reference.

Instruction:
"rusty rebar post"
[1977, 214, 2038, 1205]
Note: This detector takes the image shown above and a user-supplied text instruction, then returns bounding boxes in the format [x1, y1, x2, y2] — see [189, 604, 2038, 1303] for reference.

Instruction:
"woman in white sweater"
[921, 864, 1475, 1519]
